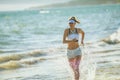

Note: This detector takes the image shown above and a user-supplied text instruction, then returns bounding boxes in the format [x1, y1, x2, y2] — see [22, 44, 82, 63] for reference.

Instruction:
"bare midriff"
[68, 42, 79, 50]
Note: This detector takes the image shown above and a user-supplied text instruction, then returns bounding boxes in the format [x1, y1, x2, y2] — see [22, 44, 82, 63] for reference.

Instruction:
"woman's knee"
[75, 55, 82, 60]
[68, 58, 75, 65]
[69, 57, 75, 61]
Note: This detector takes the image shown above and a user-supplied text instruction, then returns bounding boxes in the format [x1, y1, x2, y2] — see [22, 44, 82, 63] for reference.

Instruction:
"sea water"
[0, 4, 120, 80]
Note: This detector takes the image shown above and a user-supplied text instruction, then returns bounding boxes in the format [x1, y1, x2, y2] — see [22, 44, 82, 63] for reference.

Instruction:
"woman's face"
[69, 23, 76, 28]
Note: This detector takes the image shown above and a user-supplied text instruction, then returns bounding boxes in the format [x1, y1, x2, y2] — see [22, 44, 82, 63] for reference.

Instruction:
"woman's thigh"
[68, 57, 75, 62]
[75, 55, 82, 61]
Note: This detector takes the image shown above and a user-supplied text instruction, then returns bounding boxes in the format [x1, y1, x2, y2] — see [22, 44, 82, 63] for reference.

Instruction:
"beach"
[0, 2, 120, 80]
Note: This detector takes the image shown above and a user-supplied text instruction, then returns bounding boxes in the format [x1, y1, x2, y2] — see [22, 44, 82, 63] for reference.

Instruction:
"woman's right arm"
[63, 29, 75, 44]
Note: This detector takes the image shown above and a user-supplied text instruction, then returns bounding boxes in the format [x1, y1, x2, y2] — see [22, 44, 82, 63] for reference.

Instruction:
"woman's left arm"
[78, 28, 85, 45]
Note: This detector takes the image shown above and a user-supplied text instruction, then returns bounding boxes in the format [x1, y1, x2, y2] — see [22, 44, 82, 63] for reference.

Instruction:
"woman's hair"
[69, 16, 80, 24]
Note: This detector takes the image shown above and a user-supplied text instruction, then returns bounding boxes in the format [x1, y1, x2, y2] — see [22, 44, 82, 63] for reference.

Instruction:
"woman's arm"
[78, 28, 85, 44]
[63, 29, 75, 44]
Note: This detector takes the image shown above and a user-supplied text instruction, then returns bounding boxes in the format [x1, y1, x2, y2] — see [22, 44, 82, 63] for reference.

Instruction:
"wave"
[0, 49, 48, 70]
[0, 48, 64, 70]
[101, 28, 120, 44]
[0, 61, 21, 70]
[0, 57, 46, 70]
[0, 50, 44, 63]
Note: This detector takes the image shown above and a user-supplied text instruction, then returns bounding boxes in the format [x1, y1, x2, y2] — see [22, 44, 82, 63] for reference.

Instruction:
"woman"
[63, 16, 85, 80]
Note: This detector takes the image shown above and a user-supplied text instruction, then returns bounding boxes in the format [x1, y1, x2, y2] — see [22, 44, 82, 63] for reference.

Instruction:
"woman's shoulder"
[64, 28, 70, 35]
[64, 28, 70, 31]
[76, 28, 83, 33]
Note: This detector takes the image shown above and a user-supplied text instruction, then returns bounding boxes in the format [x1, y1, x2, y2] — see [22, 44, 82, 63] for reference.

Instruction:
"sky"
[0, 0, 71, 11]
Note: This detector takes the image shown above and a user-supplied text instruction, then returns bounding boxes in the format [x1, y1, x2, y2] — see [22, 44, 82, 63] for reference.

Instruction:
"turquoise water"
[0, 4, 120, 80]
[0, 4, 120, 51]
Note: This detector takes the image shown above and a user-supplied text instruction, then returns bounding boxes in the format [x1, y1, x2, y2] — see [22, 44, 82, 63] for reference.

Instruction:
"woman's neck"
[70, 27, 75, 30]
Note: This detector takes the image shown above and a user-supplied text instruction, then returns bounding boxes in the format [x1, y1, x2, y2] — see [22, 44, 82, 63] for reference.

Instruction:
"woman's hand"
[72, 38, 78, 42]
[81, 41, 84, 46]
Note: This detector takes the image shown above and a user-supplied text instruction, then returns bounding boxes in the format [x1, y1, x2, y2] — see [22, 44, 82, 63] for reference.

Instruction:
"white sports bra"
[67, 28, 79, 40]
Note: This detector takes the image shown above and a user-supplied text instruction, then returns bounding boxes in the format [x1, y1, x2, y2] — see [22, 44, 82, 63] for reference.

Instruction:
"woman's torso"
[67, 28, 79, 50]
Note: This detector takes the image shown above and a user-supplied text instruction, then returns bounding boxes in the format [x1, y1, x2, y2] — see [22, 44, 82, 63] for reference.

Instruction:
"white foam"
[102, 28, 120, 44]
[80, 46, 97, 80]
[40, 10, 50, 14]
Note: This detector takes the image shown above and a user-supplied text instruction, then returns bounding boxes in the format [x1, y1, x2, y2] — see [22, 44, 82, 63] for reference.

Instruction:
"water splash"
[80, 46, 97, 80]
[102, 28, 120, 44]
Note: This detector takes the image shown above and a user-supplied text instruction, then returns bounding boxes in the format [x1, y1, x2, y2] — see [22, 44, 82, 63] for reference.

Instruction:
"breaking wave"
[0, 50, 47, 70]
[102, 28, 120, 44]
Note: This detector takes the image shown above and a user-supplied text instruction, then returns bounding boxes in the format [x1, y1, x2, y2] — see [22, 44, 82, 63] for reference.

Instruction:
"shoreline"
[28, 0, 120, 10]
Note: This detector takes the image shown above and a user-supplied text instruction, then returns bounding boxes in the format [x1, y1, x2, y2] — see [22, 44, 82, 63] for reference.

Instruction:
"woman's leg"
[68, 58, 76, 71]
[68, 57, 80, 80]
[74, 55, 82, 80]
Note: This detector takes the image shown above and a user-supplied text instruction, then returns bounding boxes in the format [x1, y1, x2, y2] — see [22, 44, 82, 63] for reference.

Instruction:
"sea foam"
[102, 28, 120, 44]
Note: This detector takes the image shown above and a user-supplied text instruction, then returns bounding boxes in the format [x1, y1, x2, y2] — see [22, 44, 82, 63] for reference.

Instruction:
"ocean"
[0, 4, 120, 80]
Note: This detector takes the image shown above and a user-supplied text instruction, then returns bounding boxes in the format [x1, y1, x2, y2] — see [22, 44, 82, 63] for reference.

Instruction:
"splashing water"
[80, 45, 97, 80]
[63, 45, 97, 80]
